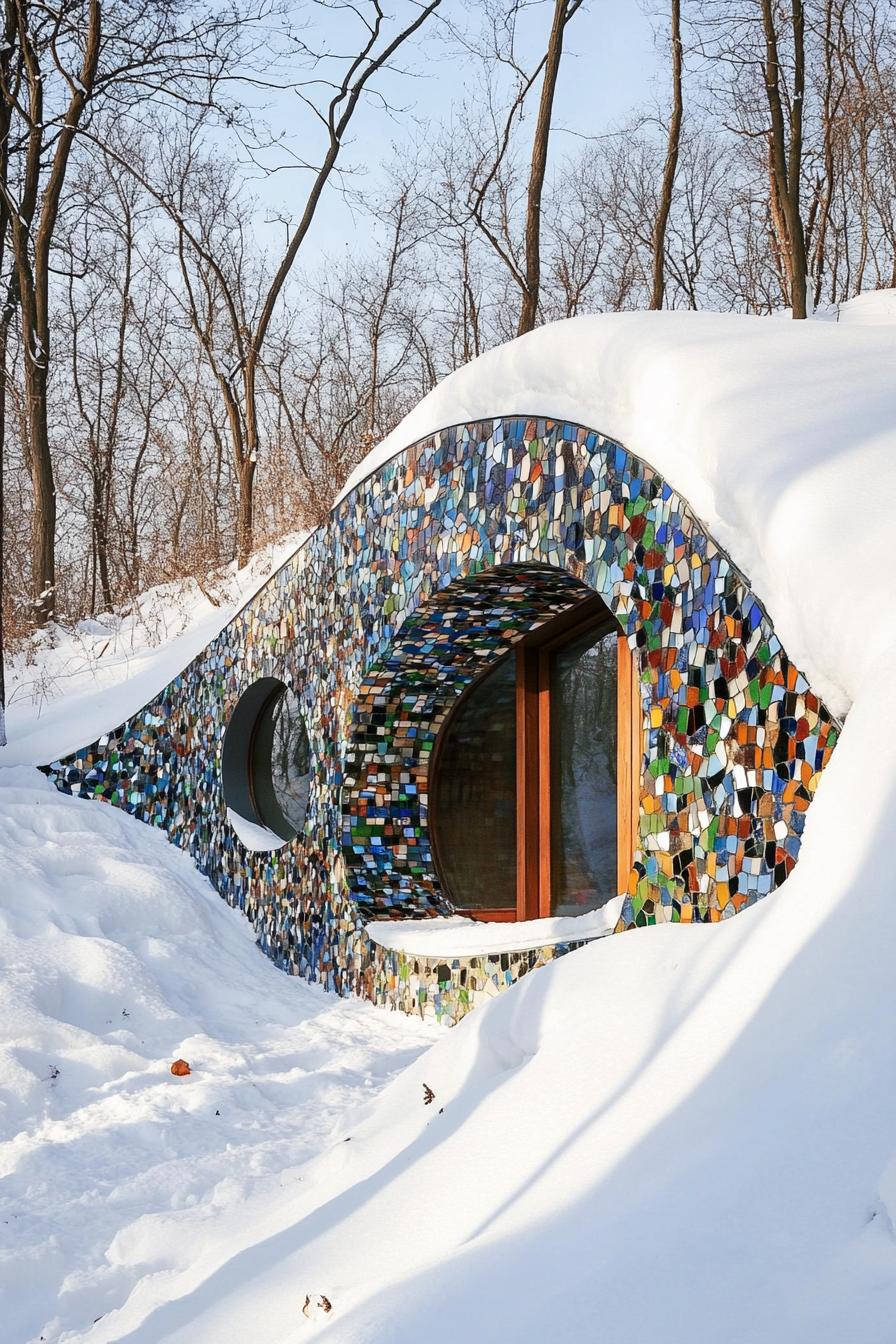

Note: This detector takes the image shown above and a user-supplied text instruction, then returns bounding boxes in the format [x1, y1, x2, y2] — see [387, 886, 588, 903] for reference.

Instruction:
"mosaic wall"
[46, 417, 840, 1021]
[368, 937, 591, 1027]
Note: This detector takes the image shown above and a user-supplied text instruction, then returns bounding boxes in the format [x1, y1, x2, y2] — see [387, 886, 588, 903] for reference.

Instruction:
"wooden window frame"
[431, 598, 642, 922]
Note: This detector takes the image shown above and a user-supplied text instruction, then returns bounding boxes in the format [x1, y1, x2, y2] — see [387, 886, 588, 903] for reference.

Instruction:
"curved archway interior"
[342, 564, 635, 917]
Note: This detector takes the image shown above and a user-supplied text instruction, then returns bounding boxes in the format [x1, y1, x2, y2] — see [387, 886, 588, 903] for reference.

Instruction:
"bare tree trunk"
[93, 481, 113, 610]
[460, 234, 480, 362]
[518, 0, 582, 335]
[21, 325, 56, 623]
[7, 0, 102, 622]
[812, 0, 841, 308]
[95, 178, 136, 610]
[0, 0, 17, 742]
[234, 384, 255, 568]
[0, 312, 6, 748]
[768, 138, 794, 296]
[367, 191, 408, 435]
[650, 0, 683, 310]
[237, 457, 256, 568]
[760, 0, 809, 318]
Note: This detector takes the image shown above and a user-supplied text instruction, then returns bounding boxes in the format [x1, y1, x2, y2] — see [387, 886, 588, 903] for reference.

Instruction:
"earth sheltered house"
[47, 412, 839, 1024]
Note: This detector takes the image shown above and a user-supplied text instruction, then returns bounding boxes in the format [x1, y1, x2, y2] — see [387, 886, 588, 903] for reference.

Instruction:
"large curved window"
[222, 677, 311, 848]
[431, 597, 640, 920]
[429, 654, 518, 913]
[550, 621, 619, 915]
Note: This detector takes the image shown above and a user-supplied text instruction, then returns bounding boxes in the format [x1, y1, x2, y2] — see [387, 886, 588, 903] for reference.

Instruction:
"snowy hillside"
[2, 536, 304, 768]
[3, 295, 896, 1342]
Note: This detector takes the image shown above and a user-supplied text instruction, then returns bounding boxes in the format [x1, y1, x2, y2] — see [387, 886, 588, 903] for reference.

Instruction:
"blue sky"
[247, 1, 665, 266]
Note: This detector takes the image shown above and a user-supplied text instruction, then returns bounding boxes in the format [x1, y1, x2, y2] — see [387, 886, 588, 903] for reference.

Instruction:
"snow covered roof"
[342, 292, 896, 720]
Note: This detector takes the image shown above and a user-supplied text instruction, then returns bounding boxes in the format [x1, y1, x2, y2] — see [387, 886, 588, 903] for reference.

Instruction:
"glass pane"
[434, 655, 517, 910]
[550, 623, 618, 915]
[270, 690, 312, 834]
[251, 687, 311, 839]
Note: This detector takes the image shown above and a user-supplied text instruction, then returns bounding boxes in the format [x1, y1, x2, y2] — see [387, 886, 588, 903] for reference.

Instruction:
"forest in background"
[1, 0, 895, 710]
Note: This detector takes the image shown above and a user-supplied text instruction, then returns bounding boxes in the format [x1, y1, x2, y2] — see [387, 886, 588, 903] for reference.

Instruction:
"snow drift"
[0, 768, 434, 1344]
[64, 661, 895, 1344]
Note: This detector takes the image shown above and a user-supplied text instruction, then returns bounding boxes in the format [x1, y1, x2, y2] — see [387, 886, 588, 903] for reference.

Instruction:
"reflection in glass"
[434, 655, 517, 910]
[550, 623, 617, 915]
[269, 689, 312, 834]
[250, 687, 311, 839]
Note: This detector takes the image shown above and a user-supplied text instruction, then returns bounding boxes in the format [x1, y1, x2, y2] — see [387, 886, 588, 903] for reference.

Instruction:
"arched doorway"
[342, 562, 640, 920]
[430, 592, 641, 921]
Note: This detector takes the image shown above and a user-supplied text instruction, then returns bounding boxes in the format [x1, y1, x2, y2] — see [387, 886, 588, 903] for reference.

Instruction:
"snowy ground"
[3, 295, 896, 1341]
[0, 768, 436, 1344]
[6, 669, 893, 1343]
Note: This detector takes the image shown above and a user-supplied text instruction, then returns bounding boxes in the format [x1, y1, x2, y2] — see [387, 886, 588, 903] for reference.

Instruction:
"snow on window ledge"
[365, 896, 625, 958]
[226, 807, 288, 853]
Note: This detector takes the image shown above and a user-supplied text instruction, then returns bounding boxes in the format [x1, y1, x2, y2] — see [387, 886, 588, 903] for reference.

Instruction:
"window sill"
[365, 898, 624, 959]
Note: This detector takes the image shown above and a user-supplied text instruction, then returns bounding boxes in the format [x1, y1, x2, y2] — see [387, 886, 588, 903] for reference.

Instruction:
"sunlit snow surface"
[2, 295, 896, 1341]
[21, 669, 889, 1344]
[0, 768, 435, 1343]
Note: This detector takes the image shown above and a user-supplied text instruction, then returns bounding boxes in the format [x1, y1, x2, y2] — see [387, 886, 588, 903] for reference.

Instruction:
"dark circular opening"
[222, 677, 311, 847]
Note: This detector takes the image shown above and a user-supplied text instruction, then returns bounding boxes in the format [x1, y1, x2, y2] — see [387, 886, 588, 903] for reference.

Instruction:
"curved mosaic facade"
[45, 417, 840, 1022]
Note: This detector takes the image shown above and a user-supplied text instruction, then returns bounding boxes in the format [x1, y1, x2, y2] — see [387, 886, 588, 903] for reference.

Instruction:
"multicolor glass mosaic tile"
[45, 417, 840, 1022]
[369, 938, 591, 1026]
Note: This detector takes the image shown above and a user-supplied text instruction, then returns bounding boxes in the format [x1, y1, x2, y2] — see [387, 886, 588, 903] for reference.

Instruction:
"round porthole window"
[222, 677, 311, 849]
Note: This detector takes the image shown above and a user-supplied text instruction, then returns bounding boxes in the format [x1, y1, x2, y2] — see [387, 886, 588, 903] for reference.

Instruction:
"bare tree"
[3, 0, 896, 665]
[651, 0, 684, 309]
[57, 155, 157, 610]
[518, 0, 584, 333]
[107, 0, 442, 564]
[544, 152, 609, 316]
[0, 0, 267, 624]
[0, 0, 18, 743]
[433, 0, 584, 339]
[808, 0, 847, 305]
[762, 0, 810, 316]
[665, 131, 731, 308]
[688, 0, 816, 316]
[1, 2, 102, 625]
